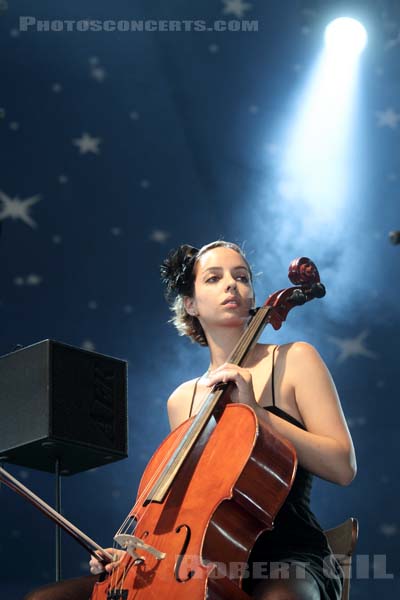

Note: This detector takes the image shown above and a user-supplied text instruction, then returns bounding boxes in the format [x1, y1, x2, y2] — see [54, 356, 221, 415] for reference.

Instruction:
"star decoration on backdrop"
[149, 229, 170, 243]
[328, 330, 377, 363]
[346, 416, 367, 427]
[385, 31, 400, 51]
[26, 274, 42, 285]
[376, 108, 400, 129]
[91, 66, 107, 82]
[221, 0, 252, 19]
[0, 191, 41, 228]
[73, 132, 102, 154]
[52, 83, 62, 93]
[14, 274, 43, 286]
[81, 339, 96, 351]
[379, 524, 398, 537]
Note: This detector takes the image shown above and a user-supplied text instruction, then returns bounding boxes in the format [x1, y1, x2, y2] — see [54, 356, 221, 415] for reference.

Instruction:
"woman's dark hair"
[160, 240, 254, 346]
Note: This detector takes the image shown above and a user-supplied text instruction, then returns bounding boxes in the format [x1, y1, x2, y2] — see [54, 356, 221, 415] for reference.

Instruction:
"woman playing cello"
[25, 240, 356, 600]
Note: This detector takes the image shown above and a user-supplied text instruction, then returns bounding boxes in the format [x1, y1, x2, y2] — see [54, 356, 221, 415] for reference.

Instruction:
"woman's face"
[184, 246, 255, 329]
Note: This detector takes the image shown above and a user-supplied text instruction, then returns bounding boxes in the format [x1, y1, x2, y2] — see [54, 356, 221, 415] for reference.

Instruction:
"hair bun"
[160, 244, 199, 302]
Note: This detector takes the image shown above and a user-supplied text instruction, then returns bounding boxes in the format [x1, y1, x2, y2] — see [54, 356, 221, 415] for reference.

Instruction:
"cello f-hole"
[174, 523, 196, 582]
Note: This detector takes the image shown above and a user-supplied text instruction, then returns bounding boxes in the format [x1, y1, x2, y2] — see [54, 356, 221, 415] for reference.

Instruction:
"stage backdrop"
[0, 1, 399, 597]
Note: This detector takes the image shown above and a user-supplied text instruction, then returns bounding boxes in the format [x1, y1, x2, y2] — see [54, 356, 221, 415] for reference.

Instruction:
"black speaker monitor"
[0, 339, 128, 474]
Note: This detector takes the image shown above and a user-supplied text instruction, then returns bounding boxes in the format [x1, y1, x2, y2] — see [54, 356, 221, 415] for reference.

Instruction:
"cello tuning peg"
[310, 283, 326, 299]
[289, 289, 307, 306]
[389, 230, 400, 245]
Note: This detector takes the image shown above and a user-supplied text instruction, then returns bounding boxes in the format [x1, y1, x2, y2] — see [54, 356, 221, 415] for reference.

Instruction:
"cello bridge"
[114, 533, 166, 562]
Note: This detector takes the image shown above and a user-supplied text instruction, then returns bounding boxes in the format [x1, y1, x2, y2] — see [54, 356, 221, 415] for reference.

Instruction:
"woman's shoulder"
[255, 342, 323, 382]
[167, 377, 200, 430]
[167, 377, 199, 404]
[255, 341, 319, 361]
[274, 342, 324, 377]
[265, 341, 320, 359]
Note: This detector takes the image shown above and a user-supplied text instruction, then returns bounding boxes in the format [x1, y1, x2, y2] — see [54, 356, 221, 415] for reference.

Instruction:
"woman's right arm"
[89, 548, 126, 575]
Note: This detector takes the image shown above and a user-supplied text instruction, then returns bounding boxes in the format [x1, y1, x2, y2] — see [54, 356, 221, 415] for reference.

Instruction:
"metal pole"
[55, 458, 62, 582]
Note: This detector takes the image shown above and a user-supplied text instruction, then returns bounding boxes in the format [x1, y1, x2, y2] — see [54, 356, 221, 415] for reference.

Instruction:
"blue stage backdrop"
[0, 1, 399, 598]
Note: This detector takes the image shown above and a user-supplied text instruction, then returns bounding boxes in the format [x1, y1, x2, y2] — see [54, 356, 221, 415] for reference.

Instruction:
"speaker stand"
[55, 457, 62, 582]
[0, 454, 63, 582]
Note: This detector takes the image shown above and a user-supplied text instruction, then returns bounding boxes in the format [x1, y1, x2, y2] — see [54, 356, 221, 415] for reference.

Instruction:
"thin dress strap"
[266, 344, 306, 430]
[271, 344, 279, 407]
[188, 377, 201, 418]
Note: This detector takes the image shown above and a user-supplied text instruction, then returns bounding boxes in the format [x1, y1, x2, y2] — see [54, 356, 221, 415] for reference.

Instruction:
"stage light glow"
[244, 17, 368, 327]
[324, 17, 367, 56]
[275, 17, 367, 231]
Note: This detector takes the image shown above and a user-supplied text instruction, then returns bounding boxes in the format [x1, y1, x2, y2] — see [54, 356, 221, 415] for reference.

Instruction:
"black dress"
[188, 345, 344, 599]
[242, 403, 344, 598]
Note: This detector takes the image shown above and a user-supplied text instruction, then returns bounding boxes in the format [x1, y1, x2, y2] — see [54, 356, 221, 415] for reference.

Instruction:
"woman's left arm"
[205, 343, 357, 486]
[265, 341, 357, 486]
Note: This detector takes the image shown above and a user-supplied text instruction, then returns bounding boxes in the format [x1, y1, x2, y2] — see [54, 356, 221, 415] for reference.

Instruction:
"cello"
[1, 257, 325, 600]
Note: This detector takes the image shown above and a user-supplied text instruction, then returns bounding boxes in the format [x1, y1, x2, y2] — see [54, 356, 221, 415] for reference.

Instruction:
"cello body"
[91, 403, 297, 599]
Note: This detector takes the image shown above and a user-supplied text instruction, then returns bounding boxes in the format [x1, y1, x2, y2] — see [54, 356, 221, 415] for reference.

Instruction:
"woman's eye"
[206, 276, 219, 283]
[236, 275, 249, 282]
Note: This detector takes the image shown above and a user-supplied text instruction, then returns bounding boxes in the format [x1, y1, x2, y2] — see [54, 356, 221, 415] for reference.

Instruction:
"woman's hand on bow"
[89, 548, 126, 574]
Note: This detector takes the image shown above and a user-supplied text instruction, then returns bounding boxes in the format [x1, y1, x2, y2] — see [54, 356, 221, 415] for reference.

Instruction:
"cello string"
[114, 407, 201, 537]
[112, 308, 268, 556]
[118, 389, 211, 535]
[105, 308, 269, 590]
[116, 360, 238, 535]
[112, 559, 128, 596]
[115, 413, 194, 535]
[114, 387, 202, 537]
[115, 307, 268, 540]
[123, 370, 230, 533]
[116, 566, 126, 596]
[109, 540, 126, 591]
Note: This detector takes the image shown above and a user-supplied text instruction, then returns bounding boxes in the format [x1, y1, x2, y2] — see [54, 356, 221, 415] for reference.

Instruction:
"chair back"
[324, 517, 359, 600]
